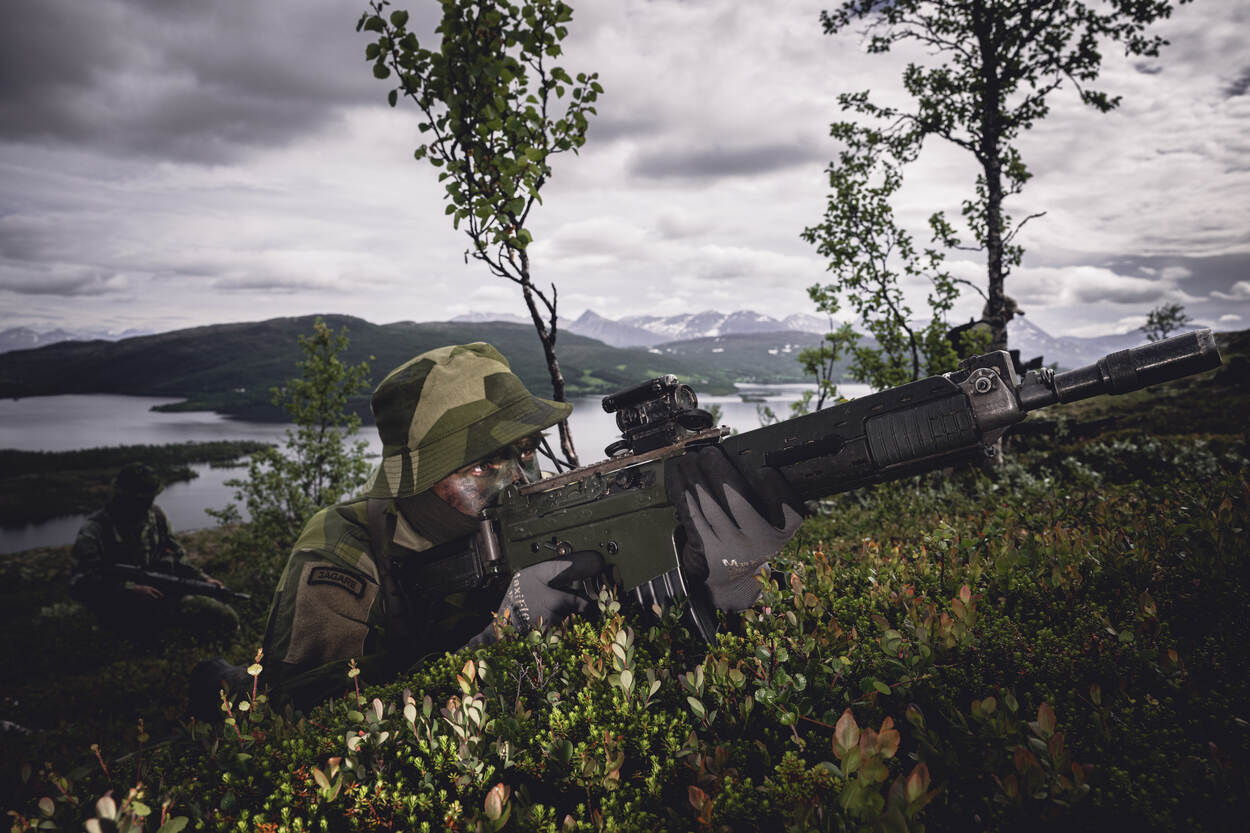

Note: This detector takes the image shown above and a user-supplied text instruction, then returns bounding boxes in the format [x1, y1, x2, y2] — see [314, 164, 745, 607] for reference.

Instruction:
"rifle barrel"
[1047, 329, 1221, 406]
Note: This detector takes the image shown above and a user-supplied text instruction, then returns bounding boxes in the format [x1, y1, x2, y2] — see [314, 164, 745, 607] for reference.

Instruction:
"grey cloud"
[0, 0, 439, 164]
[1222, 67, 1250, 97]
[0, 266, 124, 296]
[209, 273, 354, 293]
[588, 111, 666, 143]
[1133, 62, 1164, 75]
[1098, 253, 1250, 299]
[628, 141, 825, 180]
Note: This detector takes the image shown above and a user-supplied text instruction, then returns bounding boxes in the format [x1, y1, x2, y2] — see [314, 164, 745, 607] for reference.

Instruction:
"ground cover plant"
[3, 341, 1248, 832]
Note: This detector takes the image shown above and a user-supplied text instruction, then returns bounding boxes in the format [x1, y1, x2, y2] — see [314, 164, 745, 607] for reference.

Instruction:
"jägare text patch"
[307, 566, 366, 598]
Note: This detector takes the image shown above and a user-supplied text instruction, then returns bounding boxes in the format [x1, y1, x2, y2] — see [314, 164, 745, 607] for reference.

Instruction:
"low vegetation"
[3, 342, 1247, 832]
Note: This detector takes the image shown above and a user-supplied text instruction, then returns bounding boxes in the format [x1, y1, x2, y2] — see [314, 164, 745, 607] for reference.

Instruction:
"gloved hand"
[469, 551, 606, 646]
[665, 445, 803, 611]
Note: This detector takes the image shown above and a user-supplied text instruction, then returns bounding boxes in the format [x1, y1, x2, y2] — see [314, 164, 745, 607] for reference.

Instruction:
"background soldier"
[192, 342, 798, 713]
[71, 462, 239, 642]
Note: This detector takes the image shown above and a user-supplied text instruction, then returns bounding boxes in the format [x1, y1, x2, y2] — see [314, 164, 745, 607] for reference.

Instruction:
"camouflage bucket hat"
[363, 342, 573, 499]
[113, 462, 162, 497]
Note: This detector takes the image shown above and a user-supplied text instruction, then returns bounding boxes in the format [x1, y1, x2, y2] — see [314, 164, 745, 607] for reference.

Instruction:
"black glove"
[665, 445, 802, 611]
[469, 551, 606, 646]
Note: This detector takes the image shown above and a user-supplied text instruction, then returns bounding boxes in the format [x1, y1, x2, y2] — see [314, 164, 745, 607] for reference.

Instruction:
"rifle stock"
[479, 329, 1221, 638]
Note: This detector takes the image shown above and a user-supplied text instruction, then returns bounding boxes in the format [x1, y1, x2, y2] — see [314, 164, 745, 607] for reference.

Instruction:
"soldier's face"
[432, 434, 543, 517]
[111, 494, 154, 527]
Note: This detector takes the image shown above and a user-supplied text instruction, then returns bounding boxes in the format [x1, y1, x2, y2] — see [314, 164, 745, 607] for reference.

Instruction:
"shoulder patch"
[307, 566, 367, 598]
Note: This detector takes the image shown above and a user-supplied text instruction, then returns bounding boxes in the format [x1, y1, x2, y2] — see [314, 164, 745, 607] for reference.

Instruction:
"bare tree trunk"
[517, 252, 579, 467]
[975, 0, 1009, 354]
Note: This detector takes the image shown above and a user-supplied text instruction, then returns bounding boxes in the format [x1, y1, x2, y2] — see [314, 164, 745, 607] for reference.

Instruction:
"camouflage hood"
[362, 342, 572, 499]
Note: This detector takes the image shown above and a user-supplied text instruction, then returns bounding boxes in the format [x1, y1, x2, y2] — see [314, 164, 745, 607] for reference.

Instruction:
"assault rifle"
[461, 330, 1221, 639]
[103, 563, 251, 602]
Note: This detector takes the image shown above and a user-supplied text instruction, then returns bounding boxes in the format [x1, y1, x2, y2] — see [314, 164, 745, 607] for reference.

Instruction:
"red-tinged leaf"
[688, 785, 708, 810]
[905, 762, 930, 803]
[312, 767, 330, 791]
[959, 584, 971, 604]
[1014, 746, 1038, 774]
[858, 727, 877, 759]
[1037, 702, 1056, 737]
[877, 718, 900, 759]
[834, 708, 860, 757]
[1049, 731, 1066, 763]
[484, 782, 509, 821]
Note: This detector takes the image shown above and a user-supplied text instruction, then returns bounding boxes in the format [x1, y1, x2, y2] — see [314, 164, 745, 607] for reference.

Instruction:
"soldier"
[192, 342, 798, 713]
[71, 462, 239, 642]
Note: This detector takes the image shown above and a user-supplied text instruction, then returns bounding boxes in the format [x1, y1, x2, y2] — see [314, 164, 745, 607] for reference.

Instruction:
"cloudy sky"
[1, 0, 1248, 340]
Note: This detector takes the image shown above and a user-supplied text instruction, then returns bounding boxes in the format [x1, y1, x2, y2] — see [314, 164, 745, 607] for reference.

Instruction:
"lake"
[0, 384, 870, 554]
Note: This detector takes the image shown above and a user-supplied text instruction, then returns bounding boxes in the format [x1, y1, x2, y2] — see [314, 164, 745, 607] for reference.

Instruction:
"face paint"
[431, 435, 543, 518]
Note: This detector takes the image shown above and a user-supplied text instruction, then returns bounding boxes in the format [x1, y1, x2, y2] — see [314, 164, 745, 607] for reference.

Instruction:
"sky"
[1, 0, 1248, 340]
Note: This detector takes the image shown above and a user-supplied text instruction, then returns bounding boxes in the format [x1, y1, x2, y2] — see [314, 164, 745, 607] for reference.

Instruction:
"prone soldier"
[191, 343, 799, 713]
[71, 462, 240, 643]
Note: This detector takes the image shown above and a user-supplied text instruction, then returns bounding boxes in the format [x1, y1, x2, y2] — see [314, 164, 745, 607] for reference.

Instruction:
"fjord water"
[0, 385, 868, 553]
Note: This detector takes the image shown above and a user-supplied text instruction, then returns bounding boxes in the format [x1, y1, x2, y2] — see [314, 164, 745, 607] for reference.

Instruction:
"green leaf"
[373, 62, 391, 80]
[389, 10, 409, 28]
[156, 819, 189, 833]
[388, 89, 398, 107]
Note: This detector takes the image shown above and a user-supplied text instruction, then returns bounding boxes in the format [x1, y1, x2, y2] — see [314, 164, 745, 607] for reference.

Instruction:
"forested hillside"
[0, 315, 817, 420]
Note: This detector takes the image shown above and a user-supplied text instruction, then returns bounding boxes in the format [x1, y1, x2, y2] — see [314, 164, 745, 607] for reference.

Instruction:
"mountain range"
[0, 310, 1208, 422]
[451, 308, 831, 347]
[452, 307, 1199, 368]
[0, 325, 150, 353]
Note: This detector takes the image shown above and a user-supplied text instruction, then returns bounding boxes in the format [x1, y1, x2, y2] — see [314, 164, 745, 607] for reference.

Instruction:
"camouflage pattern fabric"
[363, 343, 571, 499]
[260, 496, 503, 708]
[71, 504, 204, 588]
[70, 504, 238, 640]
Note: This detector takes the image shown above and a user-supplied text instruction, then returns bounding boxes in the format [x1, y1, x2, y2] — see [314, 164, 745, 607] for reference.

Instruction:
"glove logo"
[307, 566, 367, 598]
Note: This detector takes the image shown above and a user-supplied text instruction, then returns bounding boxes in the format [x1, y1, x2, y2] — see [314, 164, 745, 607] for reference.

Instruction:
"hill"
[0, 316, 820, 420]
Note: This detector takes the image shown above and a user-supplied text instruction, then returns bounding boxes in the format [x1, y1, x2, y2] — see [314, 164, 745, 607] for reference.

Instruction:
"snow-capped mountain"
[449, 312, 532, 326]
[0, 326, 143, 354]
[456, 308, 1185, 368]
[1005, 316, 1202, 370]
[452, 308, 826, 347]
[568, 310, 656, 347]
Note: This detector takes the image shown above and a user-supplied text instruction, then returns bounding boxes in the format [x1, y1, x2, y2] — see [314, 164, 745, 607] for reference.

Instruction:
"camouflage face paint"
[431, 434, 543, 517]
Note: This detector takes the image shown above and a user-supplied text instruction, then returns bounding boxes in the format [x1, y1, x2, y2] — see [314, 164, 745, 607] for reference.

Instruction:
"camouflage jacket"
[70, 504, 207, 594]
[260, 496, 505, 702]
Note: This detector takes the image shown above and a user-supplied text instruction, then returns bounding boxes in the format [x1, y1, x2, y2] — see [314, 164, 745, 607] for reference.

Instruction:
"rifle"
[464, 330, 1222, 639]
[103, 563, 251, 603]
